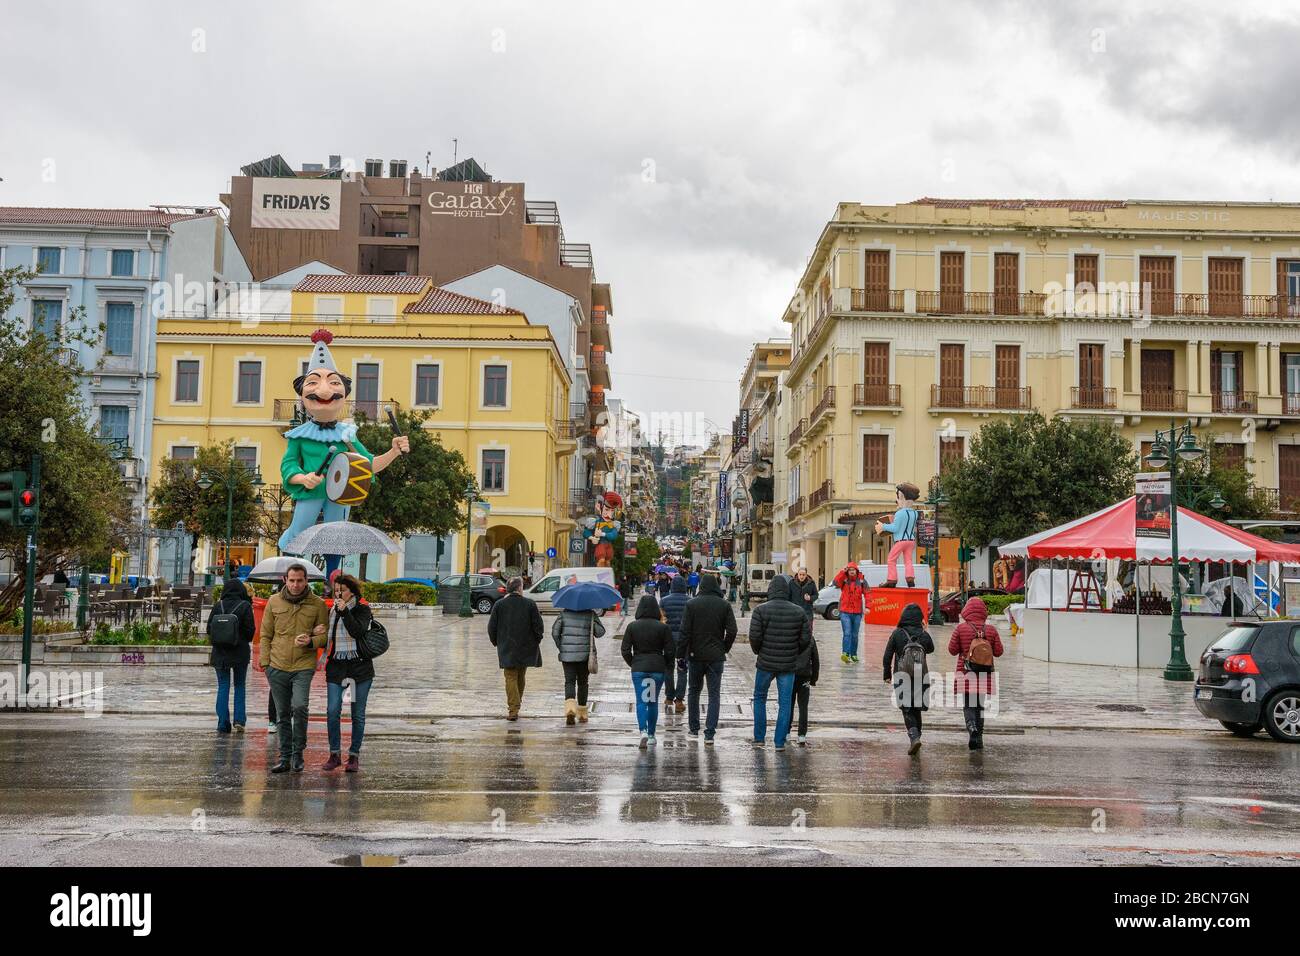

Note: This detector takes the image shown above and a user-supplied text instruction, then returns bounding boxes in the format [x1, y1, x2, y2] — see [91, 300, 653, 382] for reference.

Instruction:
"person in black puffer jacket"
[883, 602, 934, 756]
[679, 572, 737, 742]
[621, 595, 673, 747]
[208, 577, 256, 734]
[748, 574, 812, 751]
[659, 574, 690, 712]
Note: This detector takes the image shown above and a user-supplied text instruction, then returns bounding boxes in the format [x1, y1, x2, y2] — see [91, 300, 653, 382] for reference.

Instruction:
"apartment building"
[151, 274, 574, 579]
[728, 340, 791, 563]
[777, 197, 1300, 585]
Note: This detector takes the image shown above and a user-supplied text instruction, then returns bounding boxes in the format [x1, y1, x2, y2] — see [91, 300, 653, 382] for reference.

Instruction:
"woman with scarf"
[323, 573, 376, 772]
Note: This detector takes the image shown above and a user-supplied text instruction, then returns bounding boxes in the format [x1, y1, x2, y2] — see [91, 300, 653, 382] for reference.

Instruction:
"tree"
[612, 533, 658, 584]
[0, 266, 132, 617]
[149, 442, 263, 576]
[349, 409, 475, 577]
[943, 412, 1137, 548]
[256, 482, 296, 556]
[1174, 431, 1275, 527]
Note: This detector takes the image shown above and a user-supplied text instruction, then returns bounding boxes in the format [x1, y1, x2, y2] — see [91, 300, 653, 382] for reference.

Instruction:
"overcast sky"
[4, 0, 1299, 446]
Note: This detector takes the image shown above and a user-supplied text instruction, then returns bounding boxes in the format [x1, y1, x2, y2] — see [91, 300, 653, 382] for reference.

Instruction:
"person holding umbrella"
[550, 580, 617, 725]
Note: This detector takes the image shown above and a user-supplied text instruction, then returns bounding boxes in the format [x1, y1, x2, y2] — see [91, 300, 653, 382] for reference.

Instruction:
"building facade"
[151, 273, 574, 579]
[776, 198, 1300, 586]
[729, 340, 791, 564]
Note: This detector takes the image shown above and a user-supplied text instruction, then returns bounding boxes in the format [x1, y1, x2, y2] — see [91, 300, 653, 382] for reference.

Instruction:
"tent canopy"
[999, 496, 1300, 564]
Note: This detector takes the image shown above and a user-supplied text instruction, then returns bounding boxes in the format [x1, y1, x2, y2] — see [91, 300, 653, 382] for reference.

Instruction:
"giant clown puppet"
[278, 329, 409, 573]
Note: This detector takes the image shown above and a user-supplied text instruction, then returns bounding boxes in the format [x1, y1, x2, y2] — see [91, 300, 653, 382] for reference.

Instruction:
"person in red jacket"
[948, 596, 1003, 750]
[832, 563, 867, 664]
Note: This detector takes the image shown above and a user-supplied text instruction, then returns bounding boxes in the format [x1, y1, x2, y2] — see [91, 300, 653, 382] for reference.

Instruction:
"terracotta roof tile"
[0, 207, 211, 227]
[293, 274, 432, 294]
[403, 286, 520, 316]
[909, 198, 1128, 212]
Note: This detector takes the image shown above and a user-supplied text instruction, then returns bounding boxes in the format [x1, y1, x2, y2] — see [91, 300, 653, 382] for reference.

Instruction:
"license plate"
[1196, 687, 1213, 701]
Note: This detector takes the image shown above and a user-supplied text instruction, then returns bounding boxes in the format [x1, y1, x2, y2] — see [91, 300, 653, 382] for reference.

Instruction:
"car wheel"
[1263, 691, 1300, 743]
[475, 597, 494, 615]
[826, 603, 840, 620]
[1219, 720, 1263, 737]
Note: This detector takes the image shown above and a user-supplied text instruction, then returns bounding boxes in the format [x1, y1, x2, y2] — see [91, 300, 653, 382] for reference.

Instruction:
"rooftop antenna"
[425, 151, 431, 176]
[452, 138, 458, 167]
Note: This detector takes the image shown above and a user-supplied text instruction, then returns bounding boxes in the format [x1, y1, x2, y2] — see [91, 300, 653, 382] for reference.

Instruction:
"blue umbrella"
[553, 581, 623, 612]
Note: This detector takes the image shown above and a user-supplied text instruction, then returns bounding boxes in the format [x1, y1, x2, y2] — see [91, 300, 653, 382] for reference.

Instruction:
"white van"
[746, 564, 779, 597]
[523, 566, 618, 612]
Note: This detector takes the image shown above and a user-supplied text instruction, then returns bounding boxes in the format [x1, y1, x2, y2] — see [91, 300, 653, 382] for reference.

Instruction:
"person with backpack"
[207, 577, 256, 734]
[948, 596, 1003, 750]
[323, 573, 380, 772]
[679, 571, 737, 743]
[792, 608, 819, 747]
[552, 606, 605, 725]
[748, 574, 812, 751]
[832, 563, 867, 663]
[883, 602, 934, 756]
[621, 595, 674, 748]
[660, 574, 691, 714]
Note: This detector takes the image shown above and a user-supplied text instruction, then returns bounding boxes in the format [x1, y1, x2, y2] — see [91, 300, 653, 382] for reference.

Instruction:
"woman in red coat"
[832, 564, 867, 664]
[948, 596, 1003, 750]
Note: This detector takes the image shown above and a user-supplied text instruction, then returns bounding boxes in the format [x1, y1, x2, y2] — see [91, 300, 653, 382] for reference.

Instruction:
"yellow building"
[152, 273, 575, 578]
[776, 198, 1300, 585]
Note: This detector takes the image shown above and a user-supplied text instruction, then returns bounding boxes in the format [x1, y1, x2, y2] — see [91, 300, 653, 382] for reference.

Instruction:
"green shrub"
[980, 593, 1024, 617]
[362, 582, 438, 606]
[88, 620, 205, 646]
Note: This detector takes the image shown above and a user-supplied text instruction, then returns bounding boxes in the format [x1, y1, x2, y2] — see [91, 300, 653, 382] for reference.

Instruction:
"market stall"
[1000, 497, 1300, 668]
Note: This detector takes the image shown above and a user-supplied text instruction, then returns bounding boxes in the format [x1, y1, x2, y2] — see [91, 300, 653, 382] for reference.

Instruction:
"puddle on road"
[330, 854, 407, 867]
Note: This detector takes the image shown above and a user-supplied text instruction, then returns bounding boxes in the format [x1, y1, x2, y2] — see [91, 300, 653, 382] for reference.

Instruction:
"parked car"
[812, 564, 934, 619]
[939, 587, 1010, 623]
[1195, 621, 1300, 743]
[523, 566, 617, 613]
[439, 573, 506, 614]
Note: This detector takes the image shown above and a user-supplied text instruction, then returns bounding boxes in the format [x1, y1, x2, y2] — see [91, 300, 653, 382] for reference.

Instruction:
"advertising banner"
[1135, 472, 1172, 539]
[471, 500, 491, 533]
[250, 177, 341, 230]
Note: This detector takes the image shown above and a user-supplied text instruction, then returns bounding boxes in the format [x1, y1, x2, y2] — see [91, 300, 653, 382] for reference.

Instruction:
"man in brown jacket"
[257, 564, 328, 773]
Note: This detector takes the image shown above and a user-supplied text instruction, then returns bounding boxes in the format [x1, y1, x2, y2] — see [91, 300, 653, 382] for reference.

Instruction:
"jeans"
[562, 660, 589, 706]
[753, 668, 795, 747]
[902, 707, 923, 740]
[670, 656, 688, 701]
[267, 667, 315, 758]
[688, 659, 725, 738]
[663, 656, 678, 700]
[840, 611, 862, 656]
[794, 676, 811, 737]
[631, 671, 665, 735]
[213, 661, 247, 731]
[326, 677, 372, 755]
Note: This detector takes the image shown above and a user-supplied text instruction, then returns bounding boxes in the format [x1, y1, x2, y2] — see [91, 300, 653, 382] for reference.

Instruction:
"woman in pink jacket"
[948, 596, 1003, 750]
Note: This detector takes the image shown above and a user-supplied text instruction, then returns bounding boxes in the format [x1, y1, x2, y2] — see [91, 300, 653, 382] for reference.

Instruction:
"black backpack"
[208, 598, 241, 648]
[897, 633, 927, 682]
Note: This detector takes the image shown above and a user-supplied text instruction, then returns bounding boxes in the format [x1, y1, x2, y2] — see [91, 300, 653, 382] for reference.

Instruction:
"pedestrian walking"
[207, 577, 256, 734]
[660, 573, 690, 714]
[618, 574, 634, 617]
[948, 596, 1003, 751]
[687, 567, 700, 596]
[552, 605, 605, 725]
[748, 574, 811, 751]
[832, 563, 867, 663]
[655, 571, 673, 600]
[258, 563, 329, 773]
[679, 571, 737, 743]
[488, 576, 545, 721]
[622, 594, 673, 748]
[793, 607, 820, 746]
[323, 574, 376, 772]
[792, 567, 818, 621]
[883, 602, 933, 756]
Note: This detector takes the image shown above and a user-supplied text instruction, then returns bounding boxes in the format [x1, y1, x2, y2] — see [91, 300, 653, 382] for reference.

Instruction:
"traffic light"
[957, 545, 975, 563]
[0, 471, 26, 526]
[17, 488, 37, 528]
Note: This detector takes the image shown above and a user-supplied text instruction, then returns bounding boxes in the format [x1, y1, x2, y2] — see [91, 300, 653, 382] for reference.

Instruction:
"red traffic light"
[19, 490, 34, 507]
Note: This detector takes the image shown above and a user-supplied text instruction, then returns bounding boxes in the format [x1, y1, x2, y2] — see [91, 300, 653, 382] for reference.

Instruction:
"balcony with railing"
[1070, 386, 1117, 410]
[787, 417, 807, 451]
[588, 347, 611, 388]
[1212, 390, 1258, 414]
[853, 383, 902, 408]
[1141, 388, 1188, 413]
[917, 291, 1047, 316]
[1258, 487, 1300, 515]
[808, 386, 836, 428]
[589, 306, 611, 349]
[568, 488, 592, 519]
[1286, 393, 1300, 416]
[848, 289, 905, 312]
[272, 397, 401, 423]
[788, 496, 807, 520]
[929, 385, 1033, 411]
[808, 479, 833, 511]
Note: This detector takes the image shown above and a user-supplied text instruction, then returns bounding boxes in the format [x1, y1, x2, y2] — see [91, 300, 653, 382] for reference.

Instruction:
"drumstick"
[386, 409, 403, 435]
[315, 445, 339, 476]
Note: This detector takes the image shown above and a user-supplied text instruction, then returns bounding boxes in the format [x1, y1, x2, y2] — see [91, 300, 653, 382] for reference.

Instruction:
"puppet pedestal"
[865, 587, 930, 626]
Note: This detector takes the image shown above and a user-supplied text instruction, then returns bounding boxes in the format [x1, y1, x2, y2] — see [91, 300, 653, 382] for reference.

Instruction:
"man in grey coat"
[552, 608, 605, 724]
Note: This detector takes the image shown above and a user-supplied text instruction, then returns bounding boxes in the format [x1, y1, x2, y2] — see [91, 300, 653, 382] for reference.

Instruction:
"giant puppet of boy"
[874, 481, 921, 588]
[278, 330, 409, 573]
[581, 491, 623, 567]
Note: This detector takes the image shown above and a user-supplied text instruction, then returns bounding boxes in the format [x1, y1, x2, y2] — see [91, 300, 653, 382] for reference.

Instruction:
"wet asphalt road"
[0, 712, 1297, 866]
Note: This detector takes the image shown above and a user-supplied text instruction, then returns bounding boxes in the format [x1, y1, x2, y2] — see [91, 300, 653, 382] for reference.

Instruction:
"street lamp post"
[197, 460, 264, 581]
[1143, 419, 1205, 682]
[460, 480, 478, 618]
[925, 487, 947, 626]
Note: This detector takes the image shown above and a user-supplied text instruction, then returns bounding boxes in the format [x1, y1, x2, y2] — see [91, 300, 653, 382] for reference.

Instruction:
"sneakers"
[752, 738, 764, 748]
[646, 736, 656, 747]
[840, 653, 850, 664]
[687, 730, 700, 739]
[704, 737, 715, 746]
[346, 755, 359, 773]
[775, 743, 786, 752]
[322, 753, 342, 771]
[234, 724, 245, 734]
[639, 734, 649, 750]
[267, 724, 278, 735]
[797, 735, 807, 747]
[850, 655, 860, 663]
[907, 738, 922, 756]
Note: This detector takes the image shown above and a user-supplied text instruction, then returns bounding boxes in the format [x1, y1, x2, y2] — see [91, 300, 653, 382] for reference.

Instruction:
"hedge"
[980, 593, 1024, 617]
[212, 581, 437, 606]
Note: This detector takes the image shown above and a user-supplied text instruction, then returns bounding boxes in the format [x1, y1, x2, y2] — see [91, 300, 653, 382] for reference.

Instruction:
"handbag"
[357, 617, 390, 659]
[587, 618, 599, 675]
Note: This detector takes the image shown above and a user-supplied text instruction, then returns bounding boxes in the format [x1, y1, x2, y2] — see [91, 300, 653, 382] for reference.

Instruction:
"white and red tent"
[999, 496, 1300, 564]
